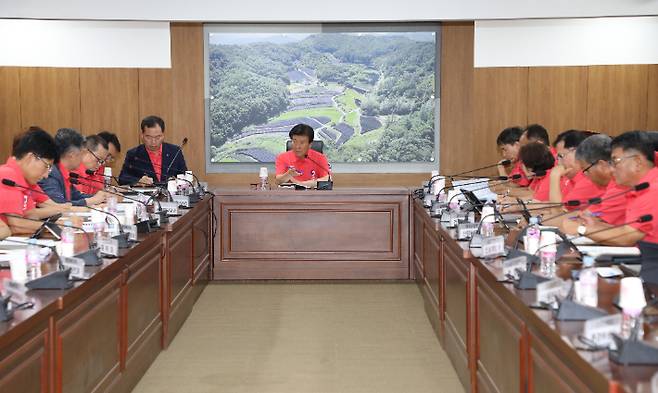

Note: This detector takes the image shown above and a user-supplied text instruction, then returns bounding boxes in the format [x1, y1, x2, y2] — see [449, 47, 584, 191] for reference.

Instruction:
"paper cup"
[10, 253, 27, 282]
[619, 277, 647, 311]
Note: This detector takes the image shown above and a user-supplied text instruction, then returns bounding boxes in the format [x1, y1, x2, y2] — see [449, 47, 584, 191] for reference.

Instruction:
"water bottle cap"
[529, 216, 539, 225]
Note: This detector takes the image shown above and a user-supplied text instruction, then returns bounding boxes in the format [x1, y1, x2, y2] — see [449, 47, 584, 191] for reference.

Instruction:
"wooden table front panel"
[476, 269, 524, 393]
[57, 276, 121, 393]
[215, 190, 410, 279]
[0, 327, 48, 393]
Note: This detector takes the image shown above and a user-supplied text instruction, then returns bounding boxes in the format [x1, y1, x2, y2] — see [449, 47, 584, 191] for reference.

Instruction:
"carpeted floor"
[132, 282, 464, 393]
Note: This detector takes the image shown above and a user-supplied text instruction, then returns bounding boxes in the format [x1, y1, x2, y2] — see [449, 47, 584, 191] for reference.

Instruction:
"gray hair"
[575, 134, 612, 164]
[84, 134, 109, 153]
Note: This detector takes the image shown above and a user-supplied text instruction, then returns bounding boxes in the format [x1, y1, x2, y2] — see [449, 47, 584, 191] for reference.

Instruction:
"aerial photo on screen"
[207, 31, 437, 163]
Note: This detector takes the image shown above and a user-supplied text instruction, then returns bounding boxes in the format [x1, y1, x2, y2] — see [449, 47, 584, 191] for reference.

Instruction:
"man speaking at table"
[118, 115, 188, 185]
[274, 124, 330, 189]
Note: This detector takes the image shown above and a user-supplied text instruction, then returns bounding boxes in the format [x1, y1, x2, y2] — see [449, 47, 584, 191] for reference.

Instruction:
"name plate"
[160, 201, 180, 216]
[582, 314, 622, 348]
[123, 225, 138, 241]
[457, 223, 479, 240]
[481, 236, 506, 258]
[61, 256, 86, 279]
[172, 194, 190, 208]
[82, 221, 96, 233]
[98, 239, 119, 257]
[502, 256, 527, 280]
[536, 278, 566, 305]
[3, 278, 28, 302]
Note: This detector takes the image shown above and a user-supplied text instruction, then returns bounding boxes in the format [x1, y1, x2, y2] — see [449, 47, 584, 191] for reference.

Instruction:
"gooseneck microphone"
[304, 153, 333, 190]
[447, 160, 512, 179]
[163, 137, 188, 180]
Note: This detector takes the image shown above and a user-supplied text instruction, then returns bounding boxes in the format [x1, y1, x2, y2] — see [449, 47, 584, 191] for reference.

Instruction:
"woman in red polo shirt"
[518, 142, 556, 202]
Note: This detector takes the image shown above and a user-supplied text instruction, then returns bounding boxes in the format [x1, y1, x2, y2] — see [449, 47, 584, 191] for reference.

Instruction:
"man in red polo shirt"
[0, 127, 67, 233]
[496, 126, 530, 187]
[70, 135, 109, 195]
[577, 131, 658, 245]
[275, 124, 330, 189]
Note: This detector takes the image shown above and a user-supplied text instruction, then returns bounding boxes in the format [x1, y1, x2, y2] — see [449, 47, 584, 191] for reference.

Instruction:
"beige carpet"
[132, 282, 464, 393]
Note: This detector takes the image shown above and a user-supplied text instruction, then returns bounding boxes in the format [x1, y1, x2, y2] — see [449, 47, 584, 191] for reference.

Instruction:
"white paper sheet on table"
[576, 245, 640, 258]
[452, 178, 498, 202]
[0, 236, 57, 247]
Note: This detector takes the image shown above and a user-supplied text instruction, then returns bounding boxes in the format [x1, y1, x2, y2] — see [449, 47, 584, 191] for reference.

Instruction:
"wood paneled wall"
[440, 22, 658, 175]
[1, 22, 656, 186]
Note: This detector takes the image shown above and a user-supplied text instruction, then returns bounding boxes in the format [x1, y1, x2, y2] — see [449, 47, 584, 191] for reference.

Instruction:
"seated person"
[84, 130, 122, 193]
[119, 115, 187, 185]
[518, 142, 555, 202]
[558, 134, 627, 231]
[39, 128, 106, 206]
[0, 127, 69, 233]
[495, 126, 530, 187]
[549, 130, 604, 209]
[575, 131, 658, 246]
[275, 124, 330, 189]
[71, 135, 110, 195]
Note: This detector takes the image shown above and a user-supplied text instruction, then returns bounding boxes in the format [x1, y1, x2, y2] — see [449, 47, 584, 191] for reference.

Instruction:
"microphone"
[539, 182, 650, 225]
[435, 175, 515, 201]
[304, 153, 333, 190]
[448, 160, 511, 178]
[446, 175, 522, 207]
[163, 137, 188, 180]
[84, 168, 119, 187]
[533, 214, 653, 256]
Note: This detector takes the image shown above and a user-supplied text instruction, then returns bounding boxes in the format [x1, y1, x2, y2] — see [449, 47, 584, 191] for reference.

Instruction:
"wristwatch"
[577, 224, 587, 236]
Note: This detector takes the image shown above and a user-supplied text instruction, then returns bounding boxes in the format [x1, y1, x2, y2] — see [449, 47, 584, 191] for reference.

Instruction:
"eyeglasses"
[556, 148, 576, 160]
[582, 161, 598, 174]
[104, 154, 115, 164]
[87, 148, 106, 165]
[609, 155, 638, 167]
[34, 155, 53, 173]
[143, 134, 164, 142]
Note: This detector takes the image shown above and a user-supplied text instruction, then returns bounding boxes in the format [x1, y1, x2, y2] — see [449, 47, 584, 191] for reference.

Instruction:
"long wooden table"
[413, 198, 658, 393]
[0, 197, 213, 393]
[213, 187, 410, 280]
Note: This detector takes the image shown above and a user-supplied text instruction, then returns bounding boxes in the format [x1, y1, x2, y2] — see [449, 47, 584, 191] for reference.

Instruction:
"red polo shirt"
[529, 169, 552, 202]
[588, 180, 627, 225]
[509, 161, 530, 187]
[275, 149, 329, 182]
[71, 163, 96, 195]
[146, 145, 163, 181]
[0, 157, 49, 223]
[58, 163, 72, 201]
[624, 167, 658, 243]
[562, 171, 606, 211]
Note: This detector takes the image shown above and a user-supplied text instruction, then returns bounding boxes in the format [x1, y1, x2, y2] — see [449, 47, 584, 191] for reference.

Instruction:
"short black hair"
[610, 131, 656, 164]
[98, 131, 121, 152]
[85, 134, 109, 152]
[524, 124, 550, 145]
[54, 128, 84, 160]
[519, 142, 555, 172]
[553, 129, 595, 149]
[141, 115, 165, 133]
[496, 127, 523, 146]
[289, 123, 314, 143]
[13, 126, 59, 161]
[646, 131, 658, 152]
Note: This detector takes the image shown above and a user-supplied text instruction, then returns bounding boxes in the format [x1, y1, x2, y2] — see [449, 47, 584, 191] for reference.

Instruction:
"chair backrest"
[285, 140, 324, 153]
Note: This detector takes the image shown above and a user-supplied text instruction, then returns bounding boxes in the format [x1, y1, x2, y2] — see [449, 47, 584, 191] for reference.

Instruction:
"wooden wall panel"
[648, 65, 658, 131]
[171, 23, 205, 178]
[19, 67, 80, 133]
[80, 68, 139, 172]
[440, 22, 475, 175]
[473, 67, 528, 174]
[138, 68, 173, 131]
[586, 65, 649, 135]
[0, 68, 21, 162]
[527, 67, 588, 136]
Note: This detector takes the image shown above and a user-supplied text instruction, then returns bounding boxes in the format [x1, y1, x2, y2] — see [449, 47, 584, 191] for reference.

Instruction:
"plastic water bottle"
[258, 167, 269, 191]
[61, 220, 75, 257]
[539, 231, 557, 277]
[578, 255, 598, 307]
[107, 195, 118, 214]
[480, 202, 495, 237]
[525, 217, 541, 255]
[103, 167, 112, 189]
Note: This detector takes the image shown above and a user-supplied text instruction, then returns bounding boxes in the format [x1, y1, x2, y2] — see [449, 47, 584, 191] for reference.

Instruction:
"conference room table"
[0, 196, 213, 393]
[413, 197, 658, 393]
